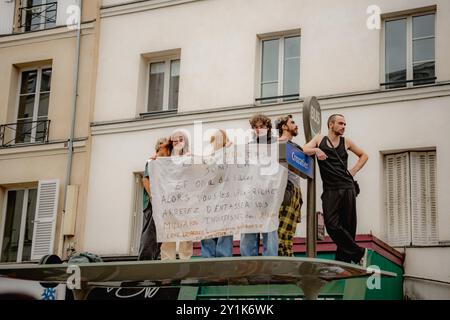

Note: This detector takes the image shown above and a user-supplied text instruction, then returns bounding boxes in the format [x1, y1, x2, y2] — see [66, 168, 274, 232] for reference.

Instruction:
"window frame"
[20, 0, 58, 33]
[257, 32, 301, 104]
[145, 57, 180, 113]
[14, 65, 52, 145]
[381, 11, 436, 89]
[0, 187, 37, 263]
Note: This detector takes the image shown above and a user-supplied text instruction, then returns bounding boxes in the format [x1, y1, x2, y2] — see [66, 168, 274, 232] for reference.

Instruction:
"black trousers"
[138, 202, 161, 260]
[321, 188, 364, 263]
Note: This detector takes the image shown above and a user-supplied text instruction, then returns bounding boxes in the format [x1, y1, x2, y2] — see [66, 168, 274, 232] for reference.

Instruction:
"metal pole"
[303, 96, 320, 259]
[59, 0, 83, 257]
[306, 158, 317, 258]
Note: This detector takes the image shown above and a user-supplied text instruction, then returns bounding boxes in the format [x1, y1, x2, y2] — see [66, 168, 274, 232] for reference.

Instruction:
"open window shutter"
[0, 0, 16, 35]
[385, 153, 411, 246]
[56, 0, 79, 27]
[130, 174, 144, 255]
[31, 180, 60, 260]
[411, 152, 438, 245]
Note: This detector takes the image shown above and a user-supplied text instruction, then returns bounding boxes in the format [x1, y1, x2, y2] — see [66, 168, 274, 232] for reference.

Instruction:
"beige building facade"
[0, 0, 100, 264]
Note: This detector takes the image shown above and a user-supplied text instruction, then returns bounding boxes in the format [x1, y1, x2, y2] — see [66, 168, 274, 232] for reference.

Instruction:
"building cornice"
[0, 139, 87, 160]
[90, 82, 450, 136]
[0, 22, 95, 49]
[100, 0, 204, 18]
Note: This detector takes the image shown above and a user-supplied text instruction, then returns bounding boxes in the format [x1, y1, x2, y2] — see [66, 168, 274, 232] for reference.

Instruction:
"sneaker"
[358, 248, 368, 268]
[323, 266, 346, 275]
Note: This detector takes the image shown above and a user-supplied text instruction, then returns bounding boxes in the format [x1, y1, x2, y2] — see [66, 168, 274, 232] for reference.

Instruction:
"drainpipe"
[59, 0, 83, 258]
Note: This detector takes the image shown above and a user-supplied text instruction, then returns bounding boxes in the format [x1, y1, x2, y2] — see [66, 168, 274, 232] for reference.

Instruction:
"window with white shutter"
[385, 153, 411, 246]
[410, 151, 438, 245]
[0, 0, 15, 35]
[31, 179, 59, 260]
[56, 0, 80, 28]
[384, 151, 438, 247]
[130, 173, 144, 255]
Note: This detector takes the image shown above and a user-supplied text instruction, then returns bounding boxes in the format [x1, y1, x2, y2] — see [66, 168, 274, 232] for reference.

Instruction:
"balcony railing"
[18, 2, 58, 32]
[255, 93, 301, 104]
[380, 77, 437, 89]
[0, 120, 51, 148]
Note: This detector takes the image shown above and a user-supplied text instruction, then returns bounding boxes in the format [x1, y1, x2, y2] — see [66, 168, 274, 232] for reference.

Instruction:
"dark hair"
[327, 114, 344, 129]
[275, 114, 293, 136]
[167, 140, 174, 153]
[249, 114, 272, 136]
[155, 137, 173, 153]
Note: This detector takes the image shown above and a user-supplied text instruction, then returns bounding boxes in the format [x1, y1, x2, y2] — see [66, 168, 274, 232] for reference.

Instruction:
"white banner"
[148, 153, 288, 242]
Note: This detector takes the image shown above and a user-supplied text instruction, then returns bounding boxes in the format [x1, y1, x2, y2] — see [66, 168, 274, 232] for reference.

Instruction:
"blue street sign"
[286, 141, 314, 179]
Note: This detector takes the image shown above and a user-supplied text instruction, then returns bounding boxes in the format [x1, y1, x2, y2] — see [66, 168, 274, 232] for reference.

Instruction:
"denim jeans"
[201, 236, 234, 257]
[240, 230, 278, 256]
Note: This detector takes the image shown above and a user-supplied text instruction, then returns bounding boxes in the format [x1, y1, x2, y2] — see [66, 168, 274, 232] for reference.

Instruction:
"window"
[383, 13, 435, 89]
[384, 151, 438, 246]
[1, 188, 37, 263]
[0, 180, 59, 263]
[0, 1, 59, 36]
[147, 59, 180, 112]
[259, 35, 300, 104]
[15, 67, 52, 144]
[19, 0, 57, 32]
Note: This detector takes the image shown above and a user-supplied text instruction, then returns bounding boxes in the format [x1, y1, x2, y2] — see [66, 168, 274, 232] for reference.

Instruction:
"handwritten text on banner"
[148, 155, 288, 242]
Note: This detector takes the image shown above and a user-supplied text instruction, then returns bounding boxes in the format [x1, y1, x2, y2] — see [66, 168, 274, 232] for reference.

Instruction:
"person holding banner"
[240, 114, 279, 256]
[138, 137, 173, 260]
[303, 114, 368, 266]
[160, 131, 194, 260]
[201, 130, 234, 258]
[275, 115, 303, 256]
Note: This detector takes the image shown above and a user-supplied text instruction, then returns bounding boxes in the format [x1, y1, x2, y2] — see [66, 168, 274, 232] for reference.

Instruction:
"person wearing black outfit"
[138, 137, 173, 260]
[303, 114, 369, 265]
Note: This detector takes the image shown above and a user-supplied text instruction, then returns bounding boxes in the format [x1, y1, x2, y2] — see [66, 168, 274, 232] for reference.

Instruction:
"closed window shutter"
[410, 152, 438, 245]
[0, 0, 15, 35]
[56, 0, 78, 27]
[385, 153, 411, 246]
[31, 180, 60, 260]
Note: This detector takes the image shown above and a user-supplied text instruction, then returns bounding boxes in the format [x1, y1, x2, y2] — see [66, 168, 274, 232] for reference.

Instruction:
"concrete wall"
[84, 93, 450, 255]
[94, 0, 450, 121]
[403, 247, 450, 299]
[83, 0, 450, 297]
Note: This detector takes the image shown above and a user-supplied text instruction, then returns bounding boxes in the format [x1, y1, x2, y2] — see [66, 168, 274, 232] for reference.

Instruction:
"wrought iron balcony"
[0, 119, 51, 148]
[18, 2, 58, 32]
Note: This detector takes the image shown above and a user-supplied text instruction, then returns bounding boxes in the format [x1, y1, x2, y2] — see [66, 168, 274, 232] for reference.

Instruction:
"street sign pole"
[306, 162, 317, 258]
[303, 97, 322, 258]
